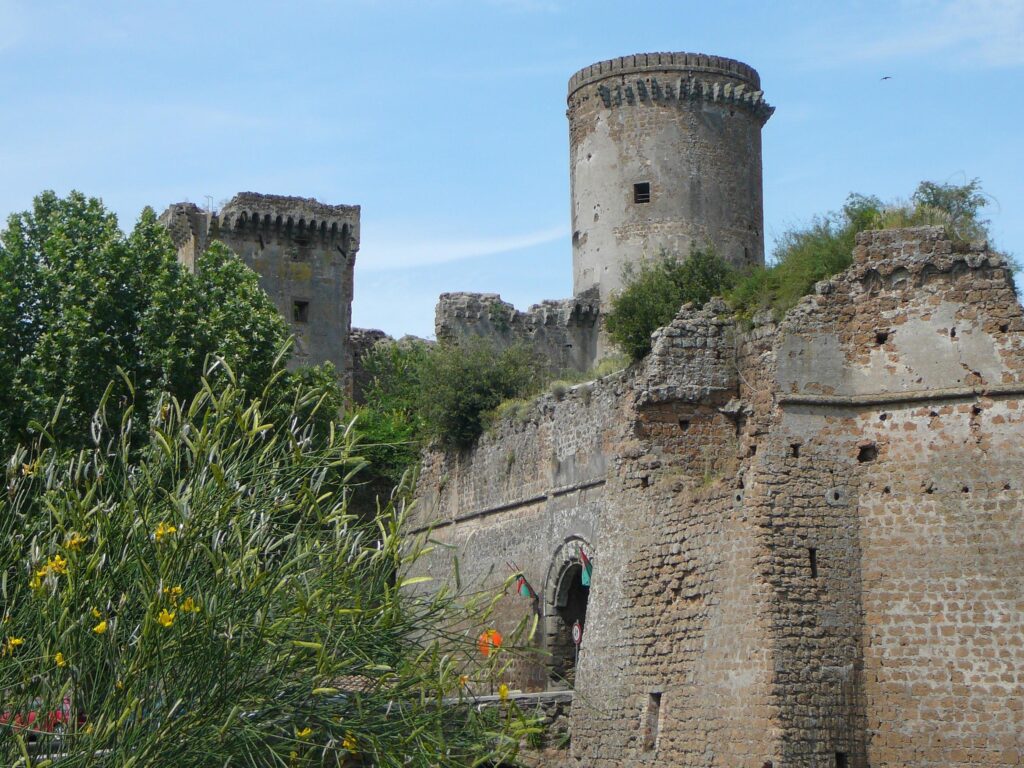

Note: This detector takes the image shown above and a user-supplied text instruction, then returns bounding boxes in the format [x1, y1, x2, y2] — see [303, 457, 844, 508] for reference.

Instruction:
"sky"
[1, 0, 1022, 338]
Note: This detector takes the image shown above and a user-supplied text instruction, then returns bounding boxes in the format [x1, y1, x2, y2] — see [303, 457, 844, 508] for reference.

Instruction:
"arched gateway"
[543, 537, 593, 689]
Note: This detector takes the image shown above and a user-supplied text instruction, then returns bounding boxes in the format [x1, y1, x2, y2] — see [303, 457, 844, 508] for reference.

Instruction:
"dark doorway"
[549, 561, 589, 687]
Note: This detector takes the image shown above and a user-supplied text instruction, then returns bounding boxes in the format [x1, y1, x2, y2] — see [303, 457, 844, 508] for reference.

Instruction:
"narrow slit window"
[808, 548, 818, 578]
[642, 692, 662, 751]
[633, 182, 651, 204]
[293, 300, 310, 323]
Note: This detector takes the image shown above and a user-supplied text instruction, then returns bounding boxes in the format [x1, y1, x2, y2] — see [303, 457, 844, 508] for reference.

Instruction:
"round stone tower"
[568, 52, 773, 305]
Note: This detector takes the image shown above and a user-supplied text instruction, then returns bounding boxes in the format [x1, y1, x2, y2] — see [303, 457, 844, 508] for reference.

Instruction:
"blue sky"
[1, 0, 1022, 338]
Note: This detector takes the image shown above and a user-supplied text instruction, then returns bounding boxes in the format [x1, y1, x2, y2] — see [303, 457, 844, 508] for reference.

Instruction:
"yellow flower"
[47, 554, 68, 575]
[115, 679, 124, 690]
[164, 585, 183, 603]
[92, 620, 108, 635]
[296, 726, 313, 739]
[66, 532, 86, 551]
[29, 572, 43, 590]
[498, 683, 509, 702]
[342, 733, 357, 752]
[154, 521, 177, 542]
[180, 596, 200, 613]
[55, 651, 67, 667]
[91, 607, 102, 619]
[20, 461, 35, 477]
[458, 674, 469, 688]
[157, 609, 176, 628]
[159, 403, 170, 421]
[1, 636, 25, 656]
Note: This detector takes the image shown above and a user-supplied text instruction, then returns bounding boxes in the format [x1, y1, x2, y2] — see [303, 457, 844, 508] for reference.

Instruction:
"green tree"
[604, 248, 736, 361]
[350, 340, 431, 488]
[0, 369, 534, 766]
[416, 339, 544, 449]
[0, 191, 292, 454]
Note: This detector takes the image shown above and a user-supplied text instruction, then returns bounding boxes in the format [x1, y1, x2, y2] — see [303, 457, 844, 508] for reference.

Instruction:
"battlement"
[586, 74, 774, 124]
[218, 192, 359, 242]
[568, 51, 760, 98]
[435, 290, 601, 373]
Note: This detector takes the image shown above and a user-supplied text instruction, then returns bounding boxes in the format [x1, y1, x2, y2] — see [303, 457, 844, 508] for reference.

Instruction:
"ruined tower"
[161, 193, 360, 390]
[568, 52, 774, 306]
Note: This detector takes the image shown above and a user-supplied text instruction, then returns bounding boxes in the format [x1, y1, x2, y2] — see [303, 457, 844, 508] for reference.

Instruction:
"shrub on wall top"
[604, 248, 736, 361]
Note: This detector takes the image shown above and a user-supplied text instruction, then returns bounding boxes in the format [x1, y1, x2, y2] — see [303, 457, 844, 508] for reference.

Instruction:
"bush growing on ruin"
[416, 339, 545, 449]
[726, 179, 999, 323]
[604, 248, 737, 360]
[0, 365, 535, 766]
[725, 194, 877, 323]
[0, 191, 308, 456]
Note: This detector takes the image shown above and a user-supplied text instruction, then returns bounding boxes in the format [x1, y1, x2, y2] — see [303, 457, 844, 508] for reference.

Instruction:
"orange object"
[477, 629, 503, 657]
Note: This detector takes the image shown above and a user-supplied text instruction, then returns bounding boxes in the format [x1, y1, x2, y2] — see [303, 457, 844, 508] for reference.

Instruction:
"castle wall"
[409, 228, 1024, 767]
[409, 371, 622, 693]
[568, 53, 773, 307]
[434, 291, 600, 373]
[759, 227, 1024, 767]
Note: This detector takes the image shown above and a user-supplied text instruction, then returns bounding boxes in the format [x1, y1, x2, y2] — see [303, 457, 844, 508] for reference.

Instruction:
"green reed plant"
[0, 361, 535, 767]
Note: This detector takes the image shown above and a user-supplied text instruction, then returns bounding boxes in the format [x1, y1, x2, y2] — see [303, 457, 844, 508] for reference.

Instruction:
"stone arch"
[543, 535, 593, 689]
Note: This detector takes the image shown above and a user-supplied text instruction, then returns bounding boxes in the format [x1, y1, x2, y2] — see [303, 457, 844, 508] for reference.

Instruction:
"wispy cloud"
[360, 224, 568, 271]
[836, 0, 1024, 68]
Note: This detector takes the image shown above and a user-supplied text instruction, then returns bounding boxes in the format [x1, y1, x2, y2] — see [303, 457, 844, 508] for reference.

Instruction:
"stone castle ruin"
[410, 53, 1024, 768]
[157, 51, 1024, 767]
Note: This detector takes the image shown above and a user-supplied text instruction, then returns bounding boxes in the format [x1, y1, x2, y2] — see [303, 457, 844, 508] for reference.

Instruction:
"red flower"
[477, 629, 503, 657]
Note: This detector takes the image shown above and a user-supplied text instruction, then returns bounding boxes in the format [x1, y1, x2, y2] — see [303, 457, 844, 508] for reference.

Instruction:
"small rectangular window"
[809, 548, 818, 578]
[642, 691, 662, 751]
[633, 182, 651, 204]
[835, 752, 848, 768]
[293, 300, 310, 323]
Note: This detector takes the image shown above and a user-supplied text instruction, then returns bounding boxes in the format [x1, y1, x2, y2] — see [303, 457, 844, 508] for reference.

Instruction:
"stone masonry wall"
[434, 290, 600, 373]
[410, 367, 625, 692]
[409, 228, 1024, 767]
[755, 227, 1024, 767]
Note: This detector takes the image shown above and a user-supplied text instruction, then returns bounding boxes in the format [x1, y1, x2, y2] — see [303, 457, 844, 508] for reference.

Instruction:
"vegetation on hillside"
[0, 366, 535, 766]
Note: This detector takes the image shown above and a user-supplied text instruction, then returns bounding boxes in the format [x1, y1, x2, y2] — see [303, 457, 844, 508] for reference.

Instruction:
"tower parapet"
[568, 52, 773, 307]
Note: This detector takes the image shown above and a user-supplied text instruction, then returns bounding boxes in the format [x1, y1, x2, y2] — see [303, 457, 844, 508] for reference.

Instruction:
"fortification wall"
[568, 52, 773, 307]
[410, 228, 1024, 767]
[434, 291, 600, 373]
[756, 227, 1024, 767]
[410, 368, 624, 692]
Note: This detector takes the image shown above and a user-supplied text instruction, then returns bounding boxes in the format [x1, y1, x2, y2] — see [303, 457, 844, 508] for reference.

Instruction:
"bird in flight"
[881, 75, 893, 81]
